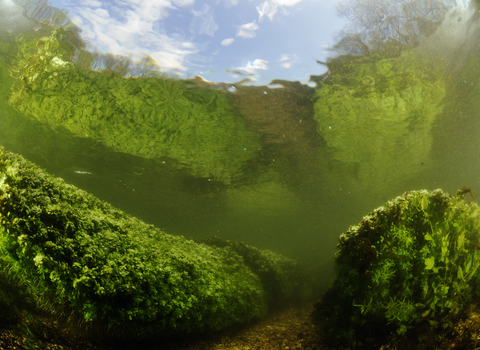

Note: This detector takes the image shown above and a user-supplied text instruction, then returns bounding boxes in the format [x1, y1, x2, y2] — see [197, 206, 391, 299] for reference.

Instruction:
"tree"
[332, 0, 456, 56]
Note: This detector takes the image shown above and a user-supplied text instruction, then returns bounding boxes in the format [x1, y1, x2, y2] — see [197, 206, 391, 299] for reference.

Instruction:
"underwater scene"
[2, 0, 480, 348]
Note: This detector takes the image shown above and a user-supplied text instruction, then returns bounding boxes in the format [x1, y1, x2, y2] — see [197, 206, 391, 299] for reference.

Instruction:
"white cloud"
[190, 4, 218, 36]
[78, 0, 102, 8]
[70, 0, 197, 74]
[227, 59, 268, 82]
[321, 41, 331, 55]
[235, 59, 268, 74]
[221, 0, 241, 7]
[279, 53, 299, 68]
[236, 21, 259, 38]
[257, 1, 277, 22]
[257, 0, 301, 22]
[273, 0, 301, 6]
[150, 48, 192, 71]
[172, 0, 194, 6]
[182, 42, 195, 49]
[221, 38, 234, 46]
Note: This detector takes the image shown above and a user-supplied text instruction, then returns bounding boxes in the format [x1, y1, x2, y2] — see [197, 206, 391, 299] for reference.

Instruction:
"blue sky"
[43, 0, 347, 85]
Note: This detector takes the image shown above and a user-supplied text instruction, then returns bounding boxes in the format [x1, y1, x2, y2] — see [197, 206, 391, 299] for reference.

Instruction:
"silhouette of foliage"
[332, 0, 456, 56]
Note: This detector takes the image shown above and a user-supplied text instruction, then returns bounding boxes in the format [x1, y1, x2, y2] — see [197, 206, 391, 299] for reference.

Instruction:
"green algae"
[313, 49, 446, 193]
[7, 29, 261, 185]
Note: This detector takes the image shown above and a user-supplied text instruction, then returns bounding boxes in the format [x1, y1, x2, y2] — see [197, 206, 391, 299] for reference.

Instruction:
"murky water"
[0, 0, 479, 285]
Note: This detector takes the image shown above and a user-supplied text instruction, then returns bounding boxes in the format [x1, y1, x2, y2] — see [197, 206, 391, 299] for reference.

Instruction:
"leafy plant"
[314, 189, 480, 346]
[201, 236, 312, 308]
[0, 147, 306, 335]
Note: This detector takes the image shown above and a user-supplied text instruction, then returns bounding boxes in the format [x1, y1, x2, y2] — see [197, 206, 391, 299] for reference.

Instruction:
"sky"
[38, 0, 347, 85]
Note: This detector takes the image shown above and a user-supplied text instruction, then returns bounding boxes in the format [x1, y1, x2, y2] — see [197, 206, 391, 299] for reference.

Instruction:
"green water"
[1, 0, 480, 286]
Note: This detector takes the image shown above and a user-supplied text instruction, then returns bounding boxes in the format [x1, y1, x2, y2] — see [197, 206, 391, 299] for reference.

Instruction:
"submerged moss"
[0, 146, 304, 336]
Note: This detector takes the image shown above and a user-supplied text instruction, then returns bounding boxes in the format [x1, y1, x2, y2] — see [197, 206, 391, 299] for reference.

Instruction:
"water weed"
[0, 146, 305, 336]
[315, 189, 480, 347]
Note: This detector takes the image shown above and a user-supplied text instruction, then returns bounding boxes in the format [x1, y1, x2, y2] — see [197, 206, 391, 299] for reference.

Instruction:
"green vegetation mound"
[0, 147, 302, 335]
[7, 29, 260, 184]
[314, 189, 480, 346]
[201, 236, 312, 308]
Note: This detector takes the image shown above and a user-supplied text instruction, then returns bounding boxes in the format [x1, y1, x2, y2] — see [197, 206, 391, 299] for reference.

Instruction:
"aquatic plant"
[313, 48, 446, 195]
[201, 236, 312, 307]
[314, 189, 480, 346]
[0, 146, 303, 335]
[7, 29, 261, 184]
